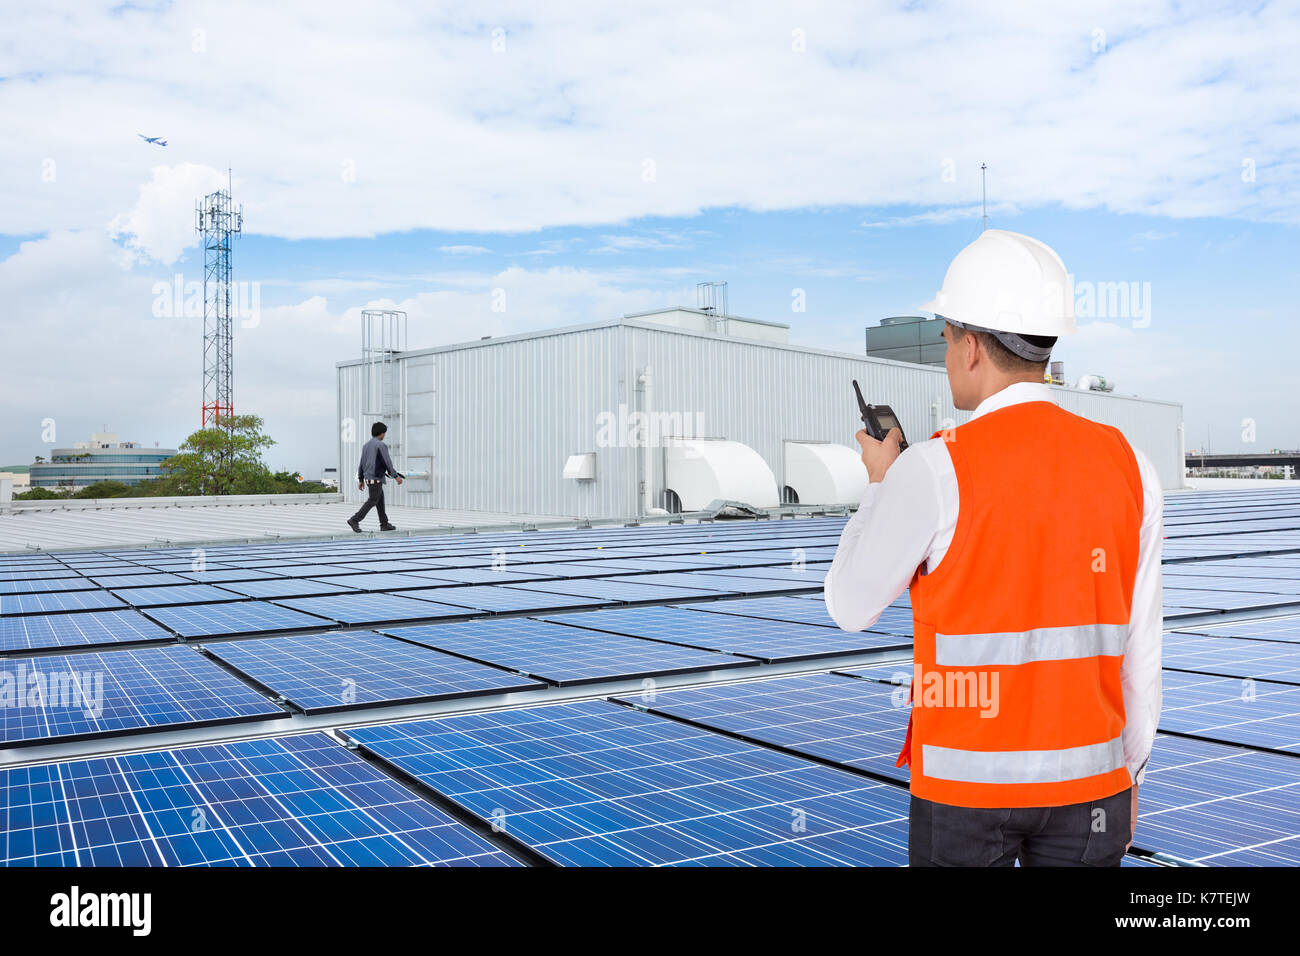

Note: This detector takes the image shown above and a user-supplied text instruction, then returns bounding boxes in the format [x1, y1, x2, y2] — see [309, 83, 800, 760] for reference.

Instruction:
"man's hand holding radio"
[856, 427, 904, 484]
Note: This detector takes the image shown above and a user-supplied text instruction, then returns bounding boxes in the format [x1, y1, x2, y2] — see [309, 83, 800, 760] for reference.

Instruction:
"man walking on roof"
[825, 230, 1163, 866]
[347, 422, 404, 533]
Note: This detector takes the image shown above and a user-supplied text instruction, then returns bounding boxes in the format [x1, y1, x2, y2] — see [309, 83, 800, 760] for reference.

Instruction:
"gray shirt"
[357, 437, 403, 484]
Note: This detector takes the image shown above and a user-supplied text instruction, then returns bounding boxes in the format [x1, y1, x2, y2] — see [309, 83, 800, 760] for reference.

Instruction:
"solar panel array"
[0, 733, 518, 866]
[1, 486, 1299, 866]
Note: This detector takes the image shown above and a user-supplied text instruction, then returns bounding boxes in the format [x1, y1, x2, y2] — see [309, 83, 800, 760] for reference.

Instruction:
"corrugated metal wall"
[338, 320, 1184, 518]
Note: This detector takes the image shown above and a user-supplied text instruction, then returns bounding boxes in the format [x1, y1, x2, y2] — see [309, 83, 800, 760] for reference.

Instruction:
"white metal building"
[336, 308, 1185, 521]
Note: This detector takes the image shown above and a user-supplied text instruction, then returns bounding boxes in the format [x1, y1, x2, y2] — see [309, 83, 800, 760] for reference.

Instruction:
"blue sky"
[1, 1, 1298, 471]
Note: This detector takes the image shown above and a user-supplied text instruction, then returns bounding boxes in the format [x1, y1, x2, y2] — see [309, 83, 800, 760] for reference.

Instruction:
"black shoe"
[347, 518, 361, 533]
[379, 523, 397, 531]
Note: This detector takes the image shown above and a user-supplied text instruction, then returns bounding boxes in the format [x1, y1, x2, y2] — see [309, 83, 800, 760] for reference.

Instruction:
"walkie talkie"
[852, 380, 908, 451]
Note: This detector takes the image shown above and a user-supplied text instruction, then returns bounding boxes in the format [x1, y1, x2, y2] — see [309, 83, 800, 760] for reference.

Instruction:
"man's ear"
[962, 329, 981, 372]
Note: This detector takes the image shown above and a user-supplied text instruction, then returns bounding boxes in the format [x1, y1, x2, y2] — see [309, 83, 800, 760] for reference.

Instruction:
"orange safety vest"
[897, 400, 1143, 808]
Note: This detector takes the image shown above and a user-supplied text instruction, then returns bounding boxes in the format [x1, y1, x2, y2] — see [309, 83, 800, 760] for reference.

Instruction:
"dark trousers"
[351, 482, 389, 526]
[908, 788, 1131, 867]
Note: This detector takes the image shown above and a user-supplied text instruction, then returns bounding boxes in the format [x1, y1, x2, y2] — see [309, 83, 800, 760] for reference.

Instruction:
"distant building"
[0, 469, 30, 493]
[864, 315, 946, 366]
[30, 432, 177, 490]
[336, 306, 1186, 521]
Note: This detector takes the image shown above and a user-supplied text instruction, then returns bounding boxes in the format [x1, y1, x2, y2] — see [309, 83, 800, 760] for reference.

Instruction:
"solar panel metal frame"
[200, 630, 547, 714]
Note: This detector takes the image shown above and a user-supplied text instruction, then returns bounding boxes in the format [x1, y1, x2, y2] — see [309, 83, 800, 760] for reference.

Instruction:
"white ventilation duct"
[784, 441, 868, 505]
[664, 439, 779, 512]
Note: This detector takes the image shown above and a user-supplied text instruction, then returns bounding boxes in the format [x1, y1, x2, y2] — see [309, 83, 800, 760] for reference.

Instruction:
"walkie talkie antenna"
[852, 380, 869, 420]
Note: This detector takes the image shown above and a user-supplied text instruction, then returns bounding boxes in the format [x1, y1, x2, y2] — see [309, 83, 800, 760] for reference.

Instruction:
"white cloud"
[108, 164, 228, 264]
[2, 0, 1298, 246]
[0, 230, 689, 469]
[438, 245, 491, 255]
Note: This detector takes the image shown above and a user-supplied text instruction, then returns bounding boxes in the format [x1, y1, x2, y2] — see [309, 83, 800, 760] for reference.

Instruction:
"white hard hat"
[922, 229, 1075, 360]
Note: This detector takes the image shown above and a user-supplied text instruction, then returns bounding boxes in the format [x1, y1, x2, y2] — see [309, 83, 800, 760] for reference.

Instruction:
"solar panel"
[1133, 734, 1300, 865]
[1158, 669, 1300, 752]
[203, 631, 545, 713]
[1180, 615, 1300, 643]
[0, 590, 127, 617]
[614, 672, 912, 784]
[308, 573, 437, 592]
[686, 596, 914, 637]
[614, 571, 821, 595]
[0, 646, 285, 746]
[144, 601, 334, 638]
[1161, 587, 1300, 612]
[404, 567, 551, 585]
[699, 563, 833, 584]
[88, 573, 192, 589]
[108, 584, 245, 608]
[0, 733, 519, 866]
[414, 585, 610, 614]
[344, 700, 911, 866]
[0, 609, 174, 654]
[383, 617, 756, 685]
[213, 578, 361, 599]
[1162, 631, 1300, 685]
[538, 605, 910, 663]
[274, 593, 470, 626]
[176, 568, 280, 584]
[508, 578, 724, 602]
[0, 577, 98, 596]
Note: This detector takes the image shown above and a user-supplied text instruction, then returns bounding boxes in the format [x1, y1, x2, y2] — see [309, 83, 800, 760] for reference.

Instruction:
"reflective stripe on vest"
[935, 622, 1127, 667]
[922, 736, 1125, 785]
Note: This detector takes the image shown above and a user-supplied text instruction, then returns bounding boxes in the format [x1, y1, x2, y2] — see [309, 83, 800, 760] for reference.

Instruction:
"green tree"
[14, 487, 66, 500]
[160, 414, 277, 496]
[73, 480, 134, 499]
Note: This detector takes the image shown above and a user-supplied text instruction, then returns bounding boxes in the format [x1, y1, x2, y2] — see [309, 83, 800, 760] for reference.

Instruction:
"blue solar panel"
[508, 578, 724, 602]
[699, 564, 833, 584]
[214, 578, 361, 599]
[415, 585, 610, 614]
[0, 590, 127, 616]
[1158, 669, 1300, 752]
[383, 617, 755, 685]
[0, 733, 519, 866]
[0, 577, 98, 596]
[538, 605, 910, 663]
[275, 593, 470, 625]
[1163, 631, 1300, 684]
[686, 596, 914, 637]
[144, 601, 333, 638]
[0, 609, 174, 654]
[1181, 615, 1300, 643]
[614, 571, 821, 595]
[405, 567, 551, 585]
[1134, 735, 1300, 865]
[308, 573, 437, 592]
[615, 673, 912, 784]
[0, 569, 80, 582]
[108, 584, 244, 608]
[203, 631, 545, 713]
[176, 568, 280, 584]
[1162, 587, 1300, 611]
[344, 699, 911, 866]
[0, 646, 285, 746]
[89, 573, 191, 589]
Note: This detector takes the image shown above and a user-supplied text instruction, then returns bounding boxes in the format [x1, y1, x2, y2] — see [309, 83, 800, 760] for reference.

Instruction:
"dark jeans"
[909, 787, 1132, 867]
[351, 483, 389, 526]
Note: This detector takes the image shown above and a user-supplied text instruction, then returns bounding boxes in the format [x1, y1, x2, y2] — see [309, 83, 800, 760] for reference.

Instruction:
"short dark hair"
[947, 324, 1055, 374]
[371, 422, 387, 438]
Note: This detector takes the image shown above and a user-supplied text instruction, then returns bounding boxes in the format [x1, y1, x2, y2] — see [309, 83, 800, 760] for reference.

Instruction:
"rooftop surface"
[1, 487, 1298, 866]
[0, 494, 569, 553]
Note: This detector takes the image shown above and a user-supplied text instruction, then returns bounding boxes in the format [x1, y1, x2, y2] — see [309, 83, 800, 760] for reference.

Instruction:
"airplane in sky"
[137, 134, 167, 146]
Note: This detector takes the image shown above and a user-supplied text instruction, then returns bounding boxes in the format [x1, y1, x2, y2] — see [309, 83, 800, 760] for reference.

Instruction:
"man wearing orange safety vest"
[825, 230, 1163, 866]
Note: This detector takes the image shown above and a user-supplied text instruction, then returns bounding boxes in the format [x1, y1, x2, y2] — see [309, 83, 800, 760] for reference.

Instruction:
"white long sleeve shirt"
[824, 381, 1163, 786]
